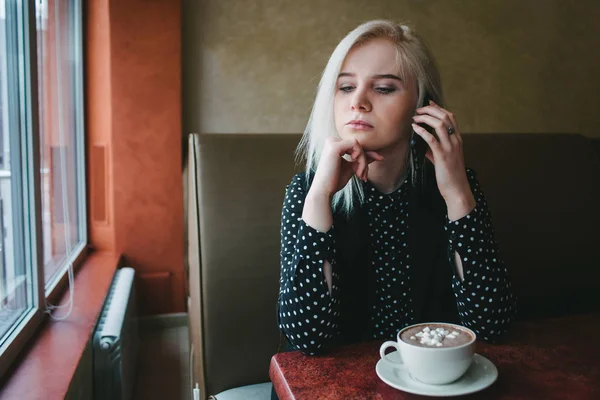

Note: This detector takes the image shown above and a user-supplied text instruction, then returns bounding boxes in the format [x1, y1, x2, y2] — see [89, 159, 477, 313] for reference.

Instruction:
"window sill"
[0, 252, 121, 399]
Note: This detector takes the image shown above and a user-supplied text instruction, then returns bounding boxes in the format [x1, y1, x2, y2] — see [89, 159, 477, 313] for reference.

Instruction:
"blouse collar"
[364, 174, 410, 212]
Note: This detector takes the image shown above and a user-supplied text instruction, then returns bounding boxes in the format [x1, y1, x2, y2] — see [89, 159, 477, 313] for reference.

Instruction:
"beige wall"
[182, 0, 600, 137]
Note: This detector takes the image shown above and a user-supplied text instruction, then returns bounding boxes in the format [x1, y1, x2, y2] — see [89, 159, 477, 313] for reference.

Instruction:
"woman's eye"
[339, 85, 396, 94]
[376, 87, 396, 94]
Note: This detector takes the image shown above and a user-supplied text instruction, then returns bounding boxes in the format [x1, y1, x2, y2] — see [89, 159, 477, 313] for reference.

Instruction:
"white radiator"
[93, 267, 139, 400]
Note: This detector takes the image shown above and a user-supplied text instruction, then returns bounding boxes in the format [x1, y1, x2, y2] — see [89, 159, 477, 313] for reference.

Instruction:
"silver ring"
[447, 126, 455, 135]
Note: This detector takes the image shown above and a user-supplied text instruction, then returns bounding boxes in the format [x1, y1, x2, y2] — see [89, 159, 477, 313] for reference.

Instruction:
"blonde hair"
[297, 20, 444, 215]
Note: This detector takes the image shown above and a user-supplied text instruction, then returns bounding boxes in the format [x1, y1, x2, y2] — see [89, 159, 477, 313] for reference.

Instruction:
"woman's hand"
[302, 137, 383, 233]
[411, 100, 476, 220]
[309, 137, 384, 199]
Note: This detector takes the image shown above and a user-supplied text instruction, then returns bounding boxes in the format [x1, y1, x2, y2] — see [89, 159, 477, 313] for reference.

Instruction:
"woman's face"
[334, 38, 418, 152]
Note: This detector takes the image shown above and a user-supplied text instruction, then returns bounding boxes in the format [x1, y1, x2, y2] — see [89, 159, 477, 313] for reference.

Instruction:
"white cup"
[379, 322, 476, 385]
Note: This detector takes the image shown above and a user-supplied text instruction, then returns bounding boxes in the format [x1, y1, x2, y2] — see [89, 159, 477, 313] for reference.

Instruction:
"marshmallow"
[412, 326, 466, 347]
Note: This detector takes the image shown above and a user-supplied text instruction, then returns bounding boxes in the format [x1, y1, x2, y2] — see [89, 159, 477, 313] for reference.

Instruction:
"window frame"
[40, 0, 87, 296]
[0, 0, 87, 379]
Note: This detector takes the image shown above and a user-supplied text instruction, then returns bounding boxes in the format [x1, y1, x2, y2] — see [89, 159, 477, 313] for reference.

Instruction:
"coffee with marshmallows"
[400, 323, 474, 348]
[380, 322, 476, 384]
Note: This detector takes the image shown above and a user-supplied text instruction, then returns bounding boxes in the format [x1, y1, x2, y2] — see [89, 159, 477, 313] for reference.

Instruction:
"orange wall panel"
[86, 0, 115, 252]
[86, 0, 184, 315]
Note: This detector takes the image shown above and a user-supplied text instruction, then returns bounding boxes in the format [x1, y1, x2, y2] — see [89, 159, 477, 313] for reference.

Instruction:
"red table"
[270, 313, 600, 399]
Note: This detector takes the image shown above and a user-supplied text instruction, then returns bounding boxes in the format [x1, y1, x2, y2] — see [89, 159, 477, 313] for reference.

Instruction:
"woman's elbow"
[282, 330, 334, 355]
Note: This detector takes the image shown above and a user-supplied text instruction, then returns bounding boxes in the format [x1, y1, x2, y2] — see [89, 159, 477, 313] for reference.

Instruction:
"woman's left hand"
[411, 100, 476, 220]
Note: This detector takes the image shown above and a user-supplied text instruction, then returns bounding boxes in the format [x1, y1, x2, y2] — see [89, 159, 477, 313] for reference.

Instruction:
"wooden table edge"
[270, 354, 295, 400]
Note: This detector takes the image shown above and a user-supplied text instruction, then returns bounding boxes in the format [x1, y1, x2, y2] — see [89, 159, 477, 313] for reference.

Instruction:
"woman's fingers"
[412, 123, 442, 155]
[334, 139, 384, 182]
[358, 150, 369, 181]
[350, 141, 364, 180]
[428, 100, 458, 128]
[425, 148, 434, 163]
[344, 141, 362, 161]
[355, 158, 365, 181]
[341, 139, 367, 181]
[426, 101, 462, 146]
[422, 100, 458, 129]
[412, 114, 453, 149]
[430, 101, 462, 146]
[415, 102, 448, 122]
[366, 151, 384, 164]
[355, 148, 384, 181]
[415, 101, 463, 147]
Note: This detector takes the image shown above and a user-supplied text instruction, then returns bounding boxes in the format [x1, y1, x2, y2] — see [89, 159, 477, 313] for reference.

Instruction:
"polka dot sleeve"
[277, 173, 341, 354]
[446, 169, 517, 342]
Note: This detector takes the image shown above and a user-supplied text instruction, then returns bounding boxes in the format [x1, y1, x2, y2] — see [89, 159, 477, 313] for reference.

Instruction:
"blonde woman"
[277, 20, 516, 359]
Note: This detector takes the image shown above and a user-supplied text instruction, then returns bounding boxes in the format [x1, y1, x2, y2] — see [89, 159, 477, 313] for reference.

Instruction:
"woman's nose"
[351, 89, 371, 112]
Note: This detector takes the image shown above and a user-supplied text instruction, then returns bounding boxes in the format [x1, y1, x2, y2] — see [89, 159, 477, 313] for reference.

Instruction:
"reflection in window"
[36, 0, 85, 287]
[0, 0, 35, 346]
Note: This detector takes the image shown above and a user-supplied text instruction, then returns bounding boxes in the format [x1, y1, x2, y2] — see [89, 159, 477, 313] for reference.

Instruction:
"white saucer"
[375, 352, 498, 397]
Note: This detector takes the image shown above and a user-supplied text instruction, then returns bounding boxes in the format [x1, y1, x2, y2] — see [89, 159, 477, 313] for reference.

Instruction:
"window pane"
[36, 0, 85, 286]
[0, 0, 35, 344]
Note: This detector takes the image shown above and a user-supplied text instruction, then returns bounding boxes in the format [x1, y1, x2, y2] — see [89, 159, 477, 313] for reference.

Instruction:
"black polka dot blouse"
[277, 169, 516, 355]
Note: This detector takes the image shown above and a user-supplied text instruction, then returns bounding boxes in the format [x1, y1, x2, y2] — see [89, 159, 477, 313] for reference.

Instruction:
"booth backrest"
[187, 133, 600, 396]
[188, 134, 303, 397]
[462, 134, 600, 320]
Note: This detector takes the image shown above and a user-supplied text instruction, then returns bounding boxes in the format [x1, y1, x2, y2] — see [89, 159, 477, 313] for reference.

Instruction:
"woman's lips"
[347, 120, 374, 130]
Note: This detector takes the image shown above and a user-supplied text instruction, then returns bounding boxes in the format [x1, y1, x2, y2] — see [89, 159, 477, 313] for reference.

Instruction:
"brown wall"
[87, 0, 185, 315]
[182, 0, 600, 138]
[83, 0, 599, 314]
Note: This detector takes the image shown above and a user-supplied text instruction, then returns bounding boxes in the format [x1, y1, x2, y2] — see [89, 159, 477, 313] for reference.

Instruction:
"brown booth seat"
[186, 133, 600, 399]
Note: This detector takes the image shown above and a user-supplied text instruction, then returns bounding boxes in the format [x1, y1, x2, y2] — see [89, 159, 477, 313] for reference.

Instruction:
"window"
[0, 0, 84, 378]
[0, 0, 37, 356]
[37, 0, 85, 289]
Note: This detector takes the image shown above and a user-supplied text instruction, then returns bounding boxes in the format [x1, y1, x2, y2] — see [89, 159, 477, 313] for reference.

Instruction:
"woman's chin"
[344, 132, 374, 149]
[339, 131, 395, 152]
[356, 138, 381, 152]
[356, 135, 409, 154]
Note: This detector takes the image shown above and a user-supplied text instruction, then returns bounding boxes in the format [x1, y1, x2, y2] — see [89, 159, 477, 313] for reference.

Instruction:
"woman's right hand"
[309, 137, 384, 199]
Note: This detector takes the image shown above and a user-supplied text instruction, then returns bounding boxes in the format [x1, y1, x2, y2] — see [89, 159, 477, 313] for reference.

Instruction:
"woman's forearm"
[302, 189, 334, 233]
[302, 189, 335, 292]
